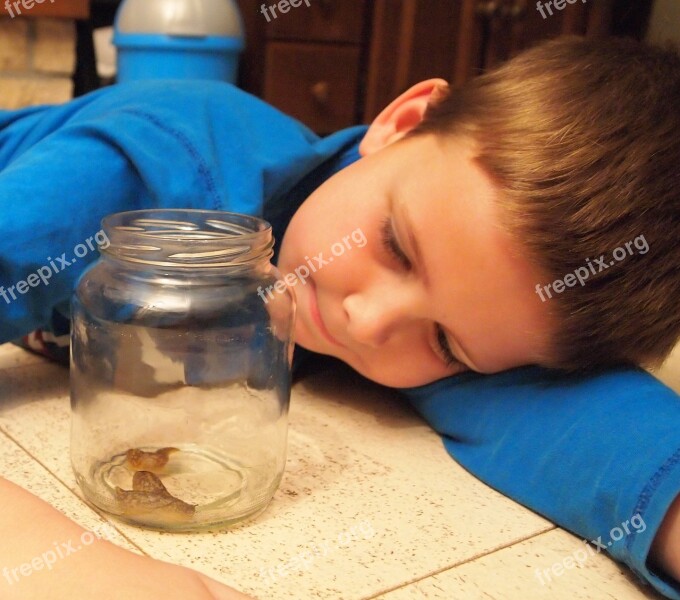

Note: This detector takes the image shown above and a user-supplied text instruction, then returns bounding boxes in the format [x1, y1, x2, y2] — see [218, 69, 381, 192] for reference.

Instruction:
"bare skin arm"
[650, 492, 680, 585]
[0, 476, 254, 600]
[0, 474, 677, 597]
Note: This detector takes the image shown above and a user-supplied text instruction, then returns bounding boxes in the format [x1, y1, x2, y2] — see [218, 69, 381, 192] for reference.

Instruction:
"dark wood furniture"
[235, 0, 652, 134]
[15, 0, 650, 131]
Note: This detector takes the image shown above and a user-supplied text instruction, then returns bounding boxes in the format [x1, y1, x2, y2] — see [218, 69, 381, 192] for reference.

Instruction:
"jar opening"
[101, 209, 274, 269]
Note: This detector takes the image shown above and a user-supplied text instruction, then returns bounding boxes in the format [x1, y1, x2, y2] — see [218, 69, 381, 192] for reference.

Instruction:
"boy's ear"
[359, 78, 449, 156]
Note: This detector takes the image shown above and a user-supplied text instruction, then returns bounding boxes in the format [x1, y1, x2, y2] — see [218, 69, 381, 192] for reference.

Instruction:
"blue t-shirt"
[0, 80, 678, 599]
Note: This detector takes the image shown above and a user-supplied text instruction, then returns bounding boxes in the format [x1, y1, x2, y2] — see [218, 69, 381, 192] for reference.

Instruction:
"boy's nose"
[342, 284, 422, 348]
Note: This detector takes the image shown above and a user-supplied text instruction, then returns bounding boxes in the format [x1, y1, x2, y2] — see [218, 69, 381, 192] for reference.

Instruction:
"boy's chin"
[293, 335, 391, 385]
[293, 328, 425, 387]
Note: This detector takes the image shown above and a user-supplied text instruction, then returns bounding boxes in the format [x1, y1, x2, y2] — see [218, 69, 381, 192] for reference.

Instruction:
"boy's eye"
[380, 217, 411, 270]
[435, 324, 463, 369]
[380, 215, 464, 372]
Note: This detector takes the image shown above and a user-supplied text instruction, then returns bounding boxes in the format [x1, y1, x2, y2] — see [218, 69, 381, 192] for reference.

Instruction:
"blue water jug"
[113, 0, 244, 83]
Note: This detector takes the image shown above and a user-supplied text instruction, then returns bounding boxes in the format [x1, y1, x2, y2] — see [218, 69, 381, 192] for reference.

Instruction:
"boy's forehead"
[394, 135, 496, 214]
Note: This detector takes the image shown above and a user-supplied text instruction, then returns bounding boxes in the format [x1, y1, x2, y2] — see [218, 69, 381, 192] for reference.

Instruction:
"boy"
[0, 36, 678, 597]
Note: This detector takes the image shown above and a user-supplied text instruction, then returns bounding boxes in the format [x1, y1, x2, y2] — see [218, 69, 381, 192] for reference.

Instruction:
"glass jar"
[70, 209, 295, 531]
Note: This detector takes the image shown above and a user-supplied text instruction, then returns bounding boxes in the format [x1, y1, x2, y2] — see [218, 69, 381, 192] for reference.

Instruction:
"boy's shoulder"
[67, 80, 284, 124]
[1, 80, 319, 169]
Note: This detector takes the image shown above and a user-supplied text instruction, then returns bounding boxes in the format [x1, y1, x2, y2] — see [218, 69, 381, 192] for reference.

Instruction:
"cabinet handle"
[476, 0, 500, 18]
[310, 81, 330, 105]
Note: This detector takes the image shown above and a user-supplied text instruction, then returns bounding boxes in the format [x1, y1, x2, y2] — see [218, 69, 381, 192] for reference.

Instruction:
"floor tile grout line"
[1, 352, 575, 596]
[362, 525, 558, 600]
[0, 425, 149, 557]
[0, 410, 561, 598]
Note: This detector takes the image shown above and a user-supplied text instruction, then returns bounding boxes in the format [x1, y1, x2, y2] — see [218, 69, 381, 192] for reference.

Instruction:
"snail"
[124, 447, 179, 472]
[115, 470, 195, 518]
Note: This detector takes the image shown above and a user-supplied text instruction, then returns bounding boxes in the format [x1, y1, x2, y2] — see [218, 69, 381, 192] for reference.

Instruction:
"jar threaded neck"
[101, 209, 274, 269]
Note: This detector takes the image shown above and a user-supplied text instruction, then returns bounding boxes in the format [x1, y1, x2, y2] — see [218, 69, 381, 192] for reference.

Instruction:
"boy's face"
[277, 82, 553, 388]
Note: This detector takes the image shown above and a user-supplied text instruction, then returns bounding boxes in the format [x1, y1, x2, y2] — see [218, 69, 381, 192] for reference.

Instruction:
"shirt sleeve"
[400, 366, 680, 599]
[0, 117, 145, 342]
[1, 94, 257, 339]
[0, 80, 360, 345]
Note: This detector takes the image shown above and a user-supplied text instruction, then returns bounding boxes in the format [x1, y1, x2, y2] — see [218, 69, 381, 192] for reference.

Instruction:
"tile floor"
[0, 341, 678, 600]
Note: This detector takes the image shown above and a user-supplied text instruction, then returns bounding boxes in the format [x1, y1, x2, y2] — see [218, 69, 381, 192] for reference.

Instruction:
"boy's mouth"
[307, 279, 342, 348]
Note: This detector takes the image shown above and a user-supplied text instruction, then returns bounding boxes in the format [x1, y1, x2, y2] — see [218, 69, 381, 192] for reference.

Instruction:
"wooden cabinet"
[363, 0, 623, 121]
[237, 0, 369, 133]
[236, 0, 650, 133]
[461, 0, 616, 75]
[264, 42, 362, 133]
[268, 0, 365, 42]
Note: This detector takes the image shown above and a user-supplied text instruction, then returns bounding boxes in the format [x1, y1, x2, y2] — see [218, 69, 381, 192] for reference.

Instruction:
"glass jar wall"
[70, 209, 295, 531]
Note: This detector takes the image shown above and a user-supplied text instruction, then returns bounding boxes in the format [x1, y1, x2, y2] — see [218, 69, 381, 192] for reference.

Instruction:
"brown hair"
[409, 36, 680, 372]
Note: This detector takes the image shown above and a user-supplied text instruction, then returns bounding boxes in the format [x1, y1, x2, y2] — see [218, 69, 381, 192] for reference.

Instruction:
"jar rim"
[103, 209, 271, 239]
[101, 209, 274, 269]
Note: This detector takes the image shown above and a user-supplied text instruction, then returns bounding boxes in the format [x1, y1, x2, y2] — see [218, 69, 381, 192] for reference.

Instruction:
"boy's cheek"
[351, 228, 368, 248]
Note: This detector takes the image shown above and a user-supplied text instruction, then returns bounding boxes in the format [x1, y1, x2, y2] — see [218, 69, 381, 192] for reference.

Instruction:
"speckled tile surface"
[0, 353, 555, 598]
[0, 341, 47, 370]
[374, 528, 665, 600]
[0, 342, 676, 600]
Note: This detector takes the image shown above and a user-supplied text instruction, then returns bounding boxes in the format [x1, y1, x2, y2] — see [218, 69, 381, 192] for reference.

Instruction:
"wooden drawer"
[264, 42, 361, 134]
[1, 0, 89, 19]
[267, 0, 365, 43]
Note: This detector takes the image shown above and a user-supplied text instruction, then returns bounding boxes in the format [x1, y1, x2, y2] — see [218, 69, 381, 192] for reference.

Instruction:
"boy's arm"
[400, 366, 680, 599]
[0, 119, 143, 343]
[0, 81, 366, 346]
[0, 85, 233, 344]
[0, 476, 252, 599]
[652, 493, 680, 584]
